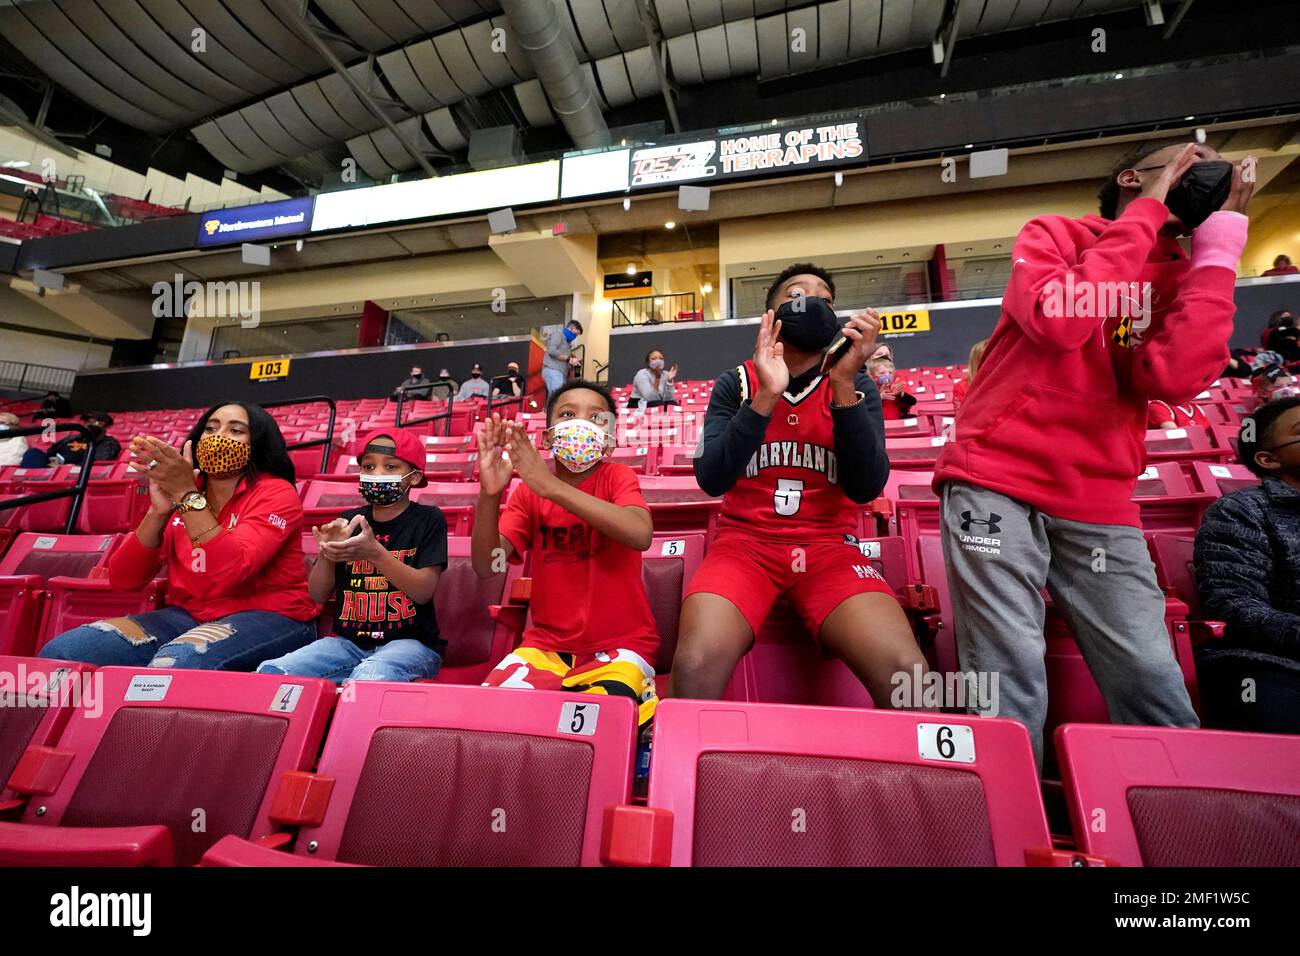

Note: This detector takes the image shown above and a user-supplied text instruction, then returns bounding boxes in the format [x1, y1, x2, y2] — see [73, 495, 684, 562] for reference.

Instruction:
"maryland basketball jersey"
[717, 360, 857, 542]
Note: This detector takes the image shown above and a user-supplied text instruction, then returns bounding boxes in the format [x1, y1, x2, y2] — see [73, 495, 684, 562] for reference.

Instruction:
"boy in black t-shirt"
[257, 429, 448, 683]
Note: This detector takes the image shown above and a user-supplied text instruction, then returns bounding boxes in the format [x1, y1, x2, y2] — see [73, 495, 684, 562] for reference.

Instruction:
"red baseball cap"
[352, 428, 427, 487]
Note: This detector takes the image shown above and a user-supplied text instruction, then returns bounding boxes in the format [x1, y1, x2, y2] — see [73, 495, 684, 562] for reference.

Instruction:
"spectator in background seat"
[1260, 310, 1293, 349]
[1193, 397, 1300, 734]
[46, 412, 121, 465]
[0, 412, 28, 466]
[39, 402, 318, 669]
[32, 391, 71, 420]
[455, 364, 491, 401]
[867, 353, 917, 420]
[1147, 398, 1209, 429]
[392, 366, 432, 402]
[1262, 254, 1299, 276]
[953, 339, 988, 410]
[258, 429, 447, 684]
[631, 349, 679, 408]
[1253, 364, 1300, 407]
[493, 361, 524, 399]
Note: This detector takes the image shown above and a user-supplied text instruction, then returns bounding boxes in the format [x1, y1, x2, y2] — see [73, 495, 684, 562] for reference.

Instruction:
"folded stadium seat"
[1188, 461, 1258, 498]
[885, 434, 948, 471]
[410, 482, 485, 536]
[655, 444, 698, 477]
[730, 535, 935, 707]
[422, 451, 478, 482]
[640, 532, 705, 698]
[884, 416, 932, 438]
[1142, 425, 1227, 464]
[36, 574, 167, 655]
[422, 434, 475, 452]
[1148, 533, 1224, 644]
[868, 470, 941, 577]
[430, 535, 530, 684]
[0, 668, 335, 866]
[1133, 462, 1216, 535]
[74, 468, 150, 534]
[637, 477, 722, 533]
[1207, 421, 1241, 459]
[0, 656, 96, 805]
[603, 700, 1064, 867]
[1055, 724, 1300, 866]
[609, 445, 653, 474]
[0, 470, 73, 532]
[0, 534, 120, 657]
[200, 682, 637, 867]
[301, 480, 365, 527]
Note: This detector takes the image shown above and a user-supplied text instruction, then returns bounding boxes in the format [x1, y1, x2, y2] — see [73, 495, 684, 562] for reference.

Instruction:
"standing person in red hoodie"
[934, 141, 1255, 764]
[40, 402, 319, 668]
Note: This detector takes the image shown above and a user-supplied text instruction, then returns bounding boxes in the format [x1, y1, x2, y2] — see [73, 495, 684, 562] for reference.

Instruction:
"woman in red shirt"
[40, 402, 319, 669]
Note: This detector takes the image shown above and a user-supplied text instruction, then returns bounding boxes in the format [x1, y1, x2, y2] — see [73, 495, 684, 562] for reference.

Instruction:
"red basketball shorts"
[684, 530, 896, 637]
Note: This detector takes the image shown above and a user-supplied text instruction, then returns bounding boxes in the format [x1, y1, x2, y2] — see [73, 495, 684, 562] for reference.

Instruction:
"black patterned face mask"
[358, 472, 413, 506]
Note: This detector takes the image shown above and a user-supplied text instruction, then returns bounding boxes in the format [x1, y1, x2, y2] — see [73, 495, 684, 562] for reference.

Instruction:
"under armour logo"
[960, 511, 1002, 534]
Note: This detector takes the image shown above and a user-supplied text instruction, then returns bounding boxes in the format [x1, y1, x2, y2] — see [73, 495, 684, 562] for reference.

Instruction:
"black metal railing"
[611, 292, 698, 327]
[0, 360, 77, 396]
[394, 381, 456, 436]
[262, 395, 338, 475]
[0, 423, 99, 534]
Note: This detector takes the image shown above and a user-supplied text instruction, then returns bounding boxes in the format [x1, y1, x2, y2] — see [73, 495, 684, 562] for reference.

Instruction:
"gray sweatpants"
[939, 480, 1198, 767]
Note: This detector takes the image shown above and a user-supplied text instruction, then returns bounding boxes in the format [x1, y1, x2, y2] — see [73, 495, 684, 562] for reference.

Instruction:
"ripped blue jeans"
[38, 606, 317, 671]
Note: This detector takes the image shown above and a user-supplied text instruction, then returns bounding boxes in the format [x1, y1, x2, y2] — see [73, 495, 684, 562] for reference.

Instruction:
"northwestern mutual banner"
[196, 196, 314, 247]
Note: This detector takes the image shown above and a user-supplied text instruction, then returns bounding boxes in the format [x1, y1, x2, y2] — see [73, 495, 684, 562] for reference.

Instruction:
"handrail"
[0, 423, 98, 534]
[261, 395, 337, 474]
[394, 381, 456, 436]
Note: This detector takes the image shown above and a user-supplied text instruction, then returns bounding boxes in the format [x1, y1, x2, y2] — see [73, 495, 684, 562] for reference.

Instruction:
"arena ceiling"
[2, 0, 1292, 193]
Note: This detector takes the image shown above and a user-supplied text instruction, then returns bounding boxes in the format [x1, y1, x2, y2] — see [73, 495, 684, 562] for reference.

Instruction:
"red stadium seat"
[0, 668, 334, 866]
[637, 476, 721, 533]
[0, 534, 120, 657]
[411, 482, 483, 536]
[1142, 425, 1227, 463]
[0, 656, 96, 804]
[1056, 724, 1300, 866]
[431, 536, 529, 685]
[1148, 533, 1225, 646]
[641, 532, 705, 697]
[201, 682, 637, 867]
[1189, 461, 1258, 498]
[885, 434, 948, 470]
[655, 444, 698, 476]
[604, 700, 1053, 866]
[1133, 462, 1215, 535]
[730, 535, 927, 708]
[36, 576, 167, 654]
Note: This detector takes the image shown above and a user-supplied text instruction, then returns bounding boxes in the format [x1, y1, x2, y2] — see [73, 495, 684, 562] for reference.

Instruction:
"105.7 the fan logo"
[630, 141, 718, 187]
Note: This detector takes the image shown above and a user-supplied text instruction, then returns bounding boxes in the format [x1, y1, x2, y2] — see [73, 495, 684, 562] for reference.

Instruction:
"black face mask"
[1162, 161, 1233, 230]
[471, 372, 481, 378]
[774, 296, 841, 352]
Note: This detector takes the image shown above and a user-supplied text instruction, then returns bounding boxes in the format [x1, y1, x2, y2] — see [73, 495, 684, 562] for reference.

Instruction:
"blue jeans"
[39, 606, 318, 671]
[542, 366, 566, 396]
[257, 637, 442, 684]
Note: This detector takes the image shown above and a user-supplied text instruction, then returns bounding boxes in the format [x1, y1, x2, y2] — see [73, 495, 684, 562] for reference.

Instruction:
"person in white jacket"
[0, 412, 28, 466]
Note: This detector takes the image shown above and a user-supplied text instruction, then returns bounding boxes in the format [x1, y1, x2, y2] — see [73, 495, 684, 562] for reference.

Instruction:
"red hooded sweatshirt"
[934, 197, 1243, 526]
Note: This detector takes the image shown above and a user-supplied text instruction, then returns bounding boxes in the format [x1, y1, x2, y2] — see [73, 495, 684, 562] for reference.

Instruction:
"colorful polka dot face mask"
[547, 418, 611, 474]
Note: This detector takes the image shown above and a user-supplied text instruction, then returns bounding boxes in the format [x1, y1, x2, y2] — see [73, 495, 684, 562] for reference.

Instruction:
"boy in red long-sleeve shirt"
[935, 142, 1255, 765]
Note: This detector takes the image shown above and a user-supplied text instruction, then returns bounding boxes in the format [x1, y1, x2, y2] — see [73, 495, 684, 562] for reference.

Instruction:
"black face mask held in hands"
[1163, 161, 1233, 229]
[774, 296, 842, 352]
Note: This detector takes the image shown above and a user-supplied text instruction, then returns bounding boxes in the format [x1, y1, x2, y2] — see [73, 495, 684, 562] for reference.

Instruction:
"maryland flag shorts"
[482, 647, 658, 729]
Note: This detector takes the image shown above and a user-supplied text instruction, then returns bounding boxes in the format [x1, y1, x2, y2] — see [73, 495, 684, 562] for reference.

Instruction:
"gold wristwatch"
[173, 491, 208, 515]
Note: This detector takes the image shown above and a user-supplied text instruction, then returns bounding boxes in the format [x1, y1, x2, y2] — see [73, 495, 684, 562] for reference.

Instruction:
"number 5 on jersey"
[774, 478, 804, 516]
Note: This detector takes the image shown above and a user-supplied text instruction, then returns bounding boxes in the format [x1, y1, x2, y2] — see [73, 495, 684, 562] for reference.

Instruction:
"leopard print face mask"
[196, 433, 251, 479]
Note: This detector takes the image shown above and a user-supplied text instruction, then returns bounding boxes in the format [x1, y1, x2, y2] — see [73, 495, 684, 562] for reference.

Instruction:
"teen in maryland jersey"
[670, 263, 932, 706]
